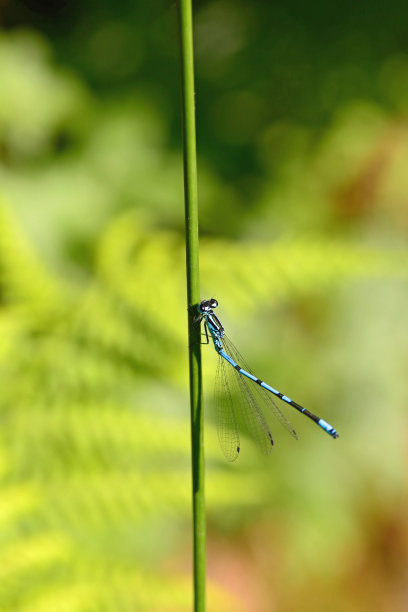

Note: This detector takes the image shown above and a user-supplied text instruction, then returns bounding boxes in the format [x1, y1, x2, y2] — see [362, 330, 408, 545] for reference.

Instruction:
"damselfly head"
[199, 298, 218, 313]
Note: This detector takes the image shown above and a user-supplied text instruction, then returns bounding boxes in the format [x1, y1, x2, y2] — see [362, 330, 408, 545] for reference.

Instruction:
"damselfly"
[197, 298, 338, 461]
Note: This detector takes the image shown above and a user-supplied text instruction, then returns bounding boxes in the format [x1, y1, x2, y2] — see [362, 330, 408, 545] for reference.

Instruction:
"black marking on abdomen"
[255, 378, 263, 386]
[290, 400, 320, 423]
[234, 364, 241, 371]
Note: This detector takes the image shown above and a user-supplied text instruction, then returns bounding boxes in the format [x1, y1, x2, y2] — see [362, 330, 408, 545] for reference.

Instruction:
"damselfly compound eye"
[199, 298, 218, 312]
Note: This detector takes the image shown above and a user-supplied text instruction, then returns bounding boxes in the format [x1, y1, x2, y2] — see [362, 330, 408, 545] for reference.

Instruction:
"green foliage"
[0, 31, 87, 161]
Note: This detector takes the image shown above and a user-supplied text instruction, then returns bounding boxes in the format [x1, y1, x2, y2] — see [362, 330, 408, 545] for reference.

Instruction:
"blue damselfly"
[197, 298, 338, 461]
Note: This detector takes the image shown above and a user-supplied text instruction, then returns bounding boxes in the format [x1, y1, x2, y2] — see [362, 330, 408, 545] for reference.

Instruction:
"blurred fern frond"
[0, 202, 406, 610]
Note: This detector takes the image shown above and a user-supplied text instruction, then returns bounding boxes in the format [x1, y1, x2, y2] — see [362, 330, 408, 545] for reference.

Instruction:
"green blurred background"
[0, 1, 407, 610]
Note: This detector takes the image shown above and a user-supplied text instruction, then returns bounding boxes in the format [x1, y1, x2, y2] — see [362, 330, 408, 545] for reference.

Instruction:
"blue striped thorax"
[198, 298, 224, 351]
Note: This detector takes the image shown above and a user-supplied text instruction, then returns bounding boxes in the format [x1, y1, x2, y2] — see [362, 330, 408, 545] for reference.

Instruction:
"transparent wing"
[222, 335, 299, 441]
[215, 355, 240, 462]
[224, 357, 274, 455]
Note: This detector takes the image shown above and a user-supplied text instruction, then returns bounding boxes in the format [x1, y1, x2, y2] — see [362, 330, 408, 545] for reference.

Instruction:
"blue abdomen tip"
[318, 419, 339, 439]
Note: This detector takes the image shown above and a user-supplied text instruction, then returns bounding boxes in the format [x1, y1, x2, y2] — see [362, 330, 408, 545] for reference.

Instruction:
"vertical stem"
[177, 1, 206, 611]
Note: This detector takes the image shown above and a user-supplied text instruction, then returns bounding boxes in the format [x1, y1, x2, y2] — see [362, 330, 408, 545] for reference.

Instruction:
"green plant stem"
[178, 1, 206, 611]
